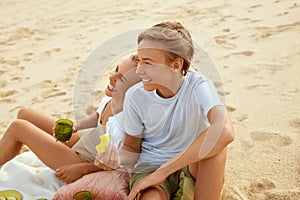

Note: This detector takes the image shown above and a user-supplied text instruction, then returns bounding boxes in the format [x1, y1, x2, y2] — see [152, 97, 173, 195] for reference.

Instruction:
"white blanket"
[0, 151, 63, 200]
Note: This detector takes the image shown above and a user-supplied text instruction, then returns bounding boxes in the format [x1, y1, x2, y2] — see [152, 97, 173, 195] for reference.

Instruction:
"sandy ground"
[0, 0, 299, 199]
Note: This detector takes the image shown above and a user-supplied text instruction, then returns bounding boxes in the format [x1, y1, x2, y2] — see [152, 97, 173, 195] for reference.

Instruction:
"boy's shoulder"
[125, 81, 143, 97]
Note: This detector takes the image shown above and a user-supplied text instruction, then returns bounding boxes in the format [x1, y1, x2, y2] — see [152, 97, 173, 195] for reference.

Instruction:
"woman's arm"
[74, 112, 99, 131]
[55, 162, 101, 184]
[94, 133, 142, 170]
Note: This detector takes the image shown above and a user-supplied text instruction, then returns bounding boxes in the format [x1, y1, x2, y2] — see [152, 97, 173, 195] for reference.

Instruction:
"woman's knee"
[17, 107, 32, 119]
[8, 119, 29, 134]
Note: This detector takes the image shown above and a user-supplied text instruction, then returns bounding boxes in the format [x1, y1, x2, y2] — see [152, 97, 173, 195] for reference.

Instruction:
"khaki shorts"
[130, 163, 195, 199]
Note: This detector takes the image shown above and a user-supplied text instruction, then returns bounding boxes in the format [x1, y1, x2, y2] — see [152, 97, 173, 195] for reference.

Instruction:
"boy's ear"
[172, 57, 184, 72]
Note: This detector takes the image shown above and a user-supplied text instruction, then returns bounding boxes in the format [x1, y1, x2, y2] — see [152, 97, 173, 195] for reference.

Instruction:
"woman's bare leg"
[17, 107, 79, 147]
[0, 119, 86, 170]
[17, 107, 57, 134]
[189, 148, 227, 200]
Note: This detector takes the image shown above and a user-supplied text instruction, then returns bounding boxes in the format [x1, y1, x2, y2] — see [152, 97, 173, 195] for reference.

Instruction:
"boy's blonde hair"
[138, 21, 194, 75]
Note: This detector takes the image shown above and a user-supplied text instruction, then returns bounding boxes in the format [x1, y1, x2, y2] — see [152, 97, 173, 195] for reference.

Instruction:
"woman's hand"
[94, 146, 120, 170]
[55, 163, 88, 184]
[127, 169, 166, 200]
[51, 124, 76, 142]
[52, 127, 58, 142]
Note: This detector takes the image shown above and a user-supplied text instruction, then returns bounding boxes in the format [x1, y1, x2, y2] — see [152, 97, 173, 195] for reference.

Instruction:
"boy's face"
[137, 40, 171, 92]
[137, 39, 184, 98]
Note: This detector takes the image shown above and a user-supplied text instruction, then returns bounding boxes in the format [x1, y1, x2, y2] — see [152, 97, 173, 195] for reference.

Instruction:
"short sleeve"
[123, 85, 144, 136]
[195, 78, 223, 117]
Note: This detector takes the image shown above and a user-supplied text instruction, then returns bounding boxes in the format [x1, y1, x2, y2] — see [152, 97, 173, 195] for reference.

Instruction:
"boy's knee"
[139, 187, 167, 200]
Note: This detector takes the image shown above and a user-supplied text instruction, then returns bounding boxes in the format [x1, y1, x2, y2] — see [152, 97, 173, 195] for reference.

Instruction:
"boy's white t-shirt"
[123, 71, 223, 166]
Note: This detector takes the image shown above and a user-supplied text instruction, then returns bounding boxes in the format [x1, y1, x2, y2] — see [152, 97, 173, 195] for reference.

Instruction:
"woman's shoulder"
[96, 96, 112, 114]
[99, 96, 112, 106]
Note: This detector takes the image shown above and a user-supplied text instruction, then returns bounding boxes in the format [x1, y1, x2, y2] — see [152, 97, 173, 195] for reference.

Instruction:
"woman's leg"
[17, 107, 57, 134]
[0, 119, 86, 170]
[189, 148, 227, 200]
[17, 107, 79, 147]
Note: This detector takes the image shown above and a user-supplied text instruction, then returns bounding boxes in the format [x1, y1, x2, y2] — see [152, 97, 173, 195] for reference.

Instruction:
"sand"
[0, 0, 299, 199]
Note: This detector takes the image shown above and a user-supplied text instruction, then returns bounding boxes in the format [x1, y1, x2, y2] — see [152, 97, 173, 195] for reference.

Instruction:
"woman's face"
[105, 56, 137, 97]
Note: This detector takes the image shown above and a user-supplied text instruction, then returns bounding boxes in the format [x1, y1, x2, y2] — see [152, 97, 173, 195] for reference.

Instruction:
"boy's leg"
[189, 148, 227, 200]
[138, 187, 167, 200]
[130, 164, 171, 200]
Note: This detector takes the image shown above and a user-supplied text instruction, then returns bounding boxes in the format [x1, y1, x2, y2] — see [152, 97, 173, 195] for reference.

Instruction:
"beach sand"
[0, 0, 299, 199]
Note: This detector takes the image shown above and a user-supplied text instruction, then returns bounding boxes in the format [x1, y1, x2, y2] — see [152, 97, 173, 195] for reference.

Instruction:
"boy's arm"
[127, 105, 235, 200]
[119, 133, 142, 169]
[159, 105, 234, 171]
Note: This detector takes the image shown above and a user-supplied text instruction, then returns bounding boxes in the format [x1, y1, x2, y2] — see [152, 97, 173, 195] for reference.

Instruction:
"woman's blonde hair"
[138, 21, 194, 75]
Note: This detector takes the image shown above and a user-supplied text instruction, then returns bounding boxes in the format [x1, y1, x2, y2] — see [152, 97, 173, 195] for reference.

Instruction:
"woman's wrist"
[73, 123, 80, 132]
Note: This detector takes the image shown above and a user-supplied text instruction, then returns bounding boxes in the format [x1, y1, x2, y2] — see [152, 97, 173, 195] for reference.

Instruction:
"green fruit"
[7, 197, 17, 200]
[72, 191, 93, 200]
[0, 190, 22, 200]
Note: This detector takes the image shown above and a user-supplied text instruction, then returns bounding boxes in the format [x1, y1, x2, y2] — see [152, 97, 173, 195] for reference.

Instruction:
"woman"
[0, 55, 140, 184]
[98, 22, 235, 200]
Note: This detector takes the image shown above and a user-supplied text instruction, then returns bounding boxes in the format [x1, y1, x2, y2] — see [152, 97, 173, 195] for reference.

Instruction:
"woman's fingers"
[94, 147, 119, 170]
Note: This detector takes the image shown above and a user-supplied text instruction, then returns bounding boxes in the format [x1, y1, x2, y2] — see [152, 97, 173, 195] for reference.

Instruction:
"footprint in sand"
[23, 80, 52, 92]
[265, 189, 300, 200]
[250, 131, 293, 147]
[0, 90, 16, 98]
[44, 91, 67, 99]
[214, 33, 239, 49]
[0, 89, 18, 103]
[236, 114, 248, 123]
[250, 178, 276, 194]
[245, 84, 270, 90]
[239, 139, 255, 152]
[43, 48, 61, 56]
[22, 52, 34, 62]
[226, 104, 236, 112]
[276, 11, 289, 16]
[249, 4, 262, 9]
[248, 179, 278, 199]
[0, 80, 7, 87]
[222, 186, 249, 200]
[290, 118, 300, 130]
[224, 50, 254, 58]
